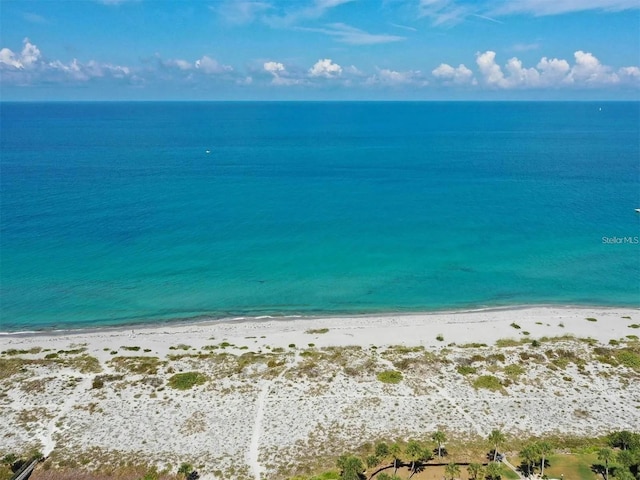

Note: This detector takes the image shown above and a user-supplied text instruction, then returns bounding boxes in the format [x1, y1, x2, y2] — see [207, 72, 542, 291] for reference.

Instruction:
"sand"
[1, 306, 638, 480]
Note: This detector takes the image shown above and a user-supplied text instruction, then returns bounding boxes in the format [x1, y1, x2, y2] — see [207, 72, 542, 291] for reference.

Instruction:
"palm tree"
[389, 442, 402, 476]
[432, 430, 447, 459]
[467, 462, 484, 480]
[598, 447, 615, 480]
[520, 443, 540, 478]
[444, 462, 460, 480]
[405, 440, 423, 479]
[485, 461, 503, 480]
[488, 429, 506, 462]
[537, 440, 553, 478]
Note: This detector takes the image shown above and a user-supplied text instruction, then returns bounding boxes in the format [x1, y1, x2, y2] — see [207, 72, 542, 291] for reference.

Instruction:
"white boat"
[636, 208, 640, 213]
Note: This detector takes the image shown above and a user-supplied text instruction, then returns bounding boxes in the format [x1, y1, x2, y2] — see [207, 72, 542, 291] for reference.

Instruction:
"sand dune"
[1, 306, 639, 479]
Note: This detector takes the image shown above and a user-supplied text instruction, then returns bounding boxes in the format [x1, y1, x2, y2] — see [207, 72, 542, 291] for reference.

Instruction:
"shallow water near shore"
[1, 101, 639, 331]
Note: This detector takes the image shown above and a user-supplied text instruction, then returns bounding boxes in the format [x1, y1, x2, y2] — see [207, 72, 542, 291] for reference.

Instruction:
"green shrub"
[168, 372, 207, 390]
[436, 334, 444, 341]
[504, 364, 525, 377]
[377, 370, 403, 384]
[510, 323, 521, 329]
[586, 317, 598, 322]
[472, 375, 502, 391]
[615, 350, 640, 370]
[456, 365, 477, 375]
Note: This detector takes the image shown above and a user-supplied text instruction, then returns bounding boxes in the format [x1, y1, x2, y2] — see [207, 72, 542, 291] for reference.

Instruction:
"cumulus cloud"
[568, 50, 618, 84]
[432, 63, 476, 85]
[0, 38, 41, 70]
[195, 55, 233, 74]
[309, 58, 342, 78]
[264, 61, 285, 74]
[471, 49, 639, 89]
[0, 38, 134, 85]
[263, 61, 301, 85]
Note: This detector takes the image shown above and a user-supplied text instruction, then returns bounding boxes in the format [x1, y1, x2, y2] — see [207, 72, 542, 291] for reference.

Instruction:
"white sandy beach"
[1, 306, 639, 479]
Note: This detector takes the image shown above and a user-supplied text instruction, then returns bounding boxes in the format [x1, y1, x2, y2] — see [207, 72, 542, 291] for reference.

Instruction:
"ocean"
[1, 102, 639, 331]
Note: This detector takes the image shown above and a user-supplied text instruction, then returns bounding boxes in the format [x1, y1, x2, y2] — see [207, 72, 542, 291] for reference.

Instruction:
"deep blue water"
[1, 102, 639, 331]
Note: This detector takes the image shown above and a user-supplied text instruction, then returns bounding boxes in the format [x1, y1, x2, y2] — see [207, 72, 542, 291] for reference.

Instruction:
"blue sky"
[1, 0, 639, 100]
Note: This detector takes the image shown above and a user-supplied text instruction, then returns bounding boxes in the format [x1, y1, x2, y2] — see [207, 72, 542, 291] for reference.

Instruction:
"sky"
[1, 0, 639, 100]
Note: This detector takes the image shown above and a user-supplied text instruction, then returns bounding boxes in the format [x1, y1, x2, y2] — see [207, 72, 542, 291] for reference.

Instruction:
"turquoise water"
[1, 102, 639, 331]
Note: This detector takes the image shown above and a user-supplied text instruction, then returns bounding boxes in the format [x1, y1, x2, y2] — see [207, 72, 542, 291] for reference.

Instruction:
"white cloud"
[417, 0, 638, 25]
[0, 48, 23, 69]
[0, 38, 134, 85]
[619, 66, 640, 82]
[470, 49, 639, 89]
[418, 0, 471, 25]
[263, 61, 302, 85]
[297, 23, 405, 45]
[0, 38, 42, 71]
[265, 0, 355, 27]
[432, 63, 476, 85]
[366, 68, 427, 86]
[536, 57, 571, 84]
[309, 58, 342, 78]
[214, 1, 272, 25]
[264, 61, 285, 74]
[491, 0, 638, 16]
[476, 51, 507, 87]
[568, 50, 618, 85]
[195, 55, 233, 74]
[166, 59, 193, 71]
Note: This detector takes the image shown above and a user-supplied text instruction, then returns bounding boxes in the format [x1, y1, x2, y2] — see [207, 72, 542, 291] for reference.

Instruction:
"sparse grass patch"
[585, 317, 598, 322]
[460, 342, 488, 348]
[305, 328, 329, 334]
[629, 324, 640, 329]
[496, 338, 520, 347]
[510, 322, 521, 329]
[168, 371, 207, 390]
[108, 356, 163, 375]
[376, 370, 403, 384]
[121, 346, 141, 351]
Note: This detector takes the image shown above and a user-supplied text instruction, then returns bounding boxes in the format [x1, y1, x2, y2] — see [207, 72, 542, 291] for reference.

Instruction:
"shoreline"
[2, 302, 638, 338]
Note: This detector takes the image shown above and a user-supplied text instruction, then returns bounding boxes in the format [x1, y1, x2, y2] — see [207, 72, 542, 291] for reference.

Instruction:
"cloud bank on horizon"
[1, 0, 638, 100]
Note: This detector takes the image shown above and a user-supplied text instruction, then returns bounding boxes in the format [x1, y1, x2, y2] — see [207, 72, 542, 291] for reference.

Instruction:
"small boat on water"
[636, 208, 640, 213]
